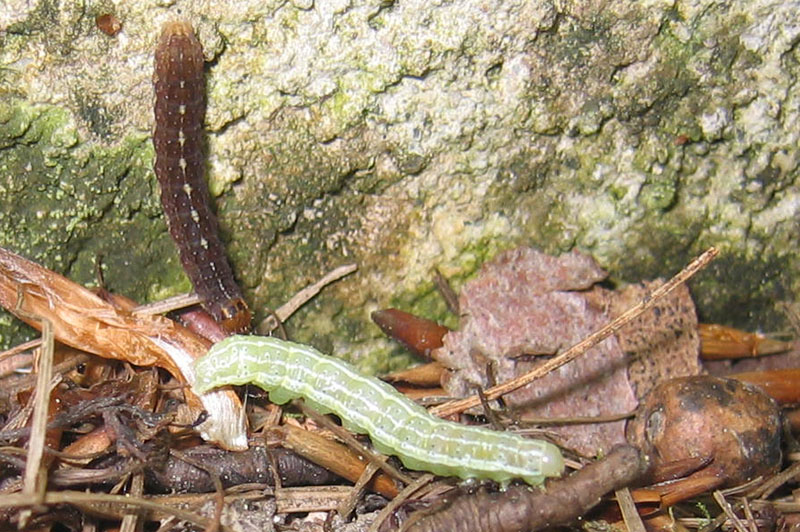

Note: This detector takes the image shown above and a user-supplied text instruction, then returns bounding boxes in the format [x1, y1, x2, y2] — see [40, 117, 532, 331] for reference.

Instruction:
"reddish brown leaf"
[435, 247, 636, 455]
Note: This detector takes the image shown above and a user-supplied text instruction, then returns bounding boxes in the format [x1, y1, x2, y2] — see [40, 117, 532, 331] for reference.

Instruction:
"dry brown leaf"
[435, 247, 702, 456]
[435, 247, 636, 455]
[0, 246, 247, 450]
[609, 280, 702, 400]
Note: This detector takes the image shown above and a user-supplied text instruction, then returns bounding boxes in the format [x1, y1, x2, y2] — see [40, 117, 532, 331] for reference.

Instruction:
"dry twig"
[256, 263, 358, 333]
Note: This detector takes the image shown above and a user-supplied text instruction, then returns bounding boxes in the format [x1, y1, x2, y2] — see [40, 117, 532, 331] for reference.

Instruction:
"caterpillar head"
[214, 298, 251, 333]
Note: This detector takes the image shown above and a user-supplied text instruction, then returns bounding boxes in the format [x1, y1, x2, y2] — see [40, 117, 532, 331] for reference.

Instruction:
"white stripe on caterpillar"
[193, 335, 564, 485]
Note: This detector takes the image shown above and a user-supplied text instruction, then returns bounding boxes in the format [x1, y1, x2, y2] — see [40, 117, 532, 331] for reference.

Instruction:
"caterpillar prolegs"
[193, 335, 564, 485]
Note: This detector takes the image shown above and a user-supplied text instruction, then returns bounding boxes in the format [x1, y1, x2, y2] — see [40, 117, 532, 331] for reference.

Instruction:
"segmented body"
[193, 335, 565, 485]
[153, 20, 250, 333]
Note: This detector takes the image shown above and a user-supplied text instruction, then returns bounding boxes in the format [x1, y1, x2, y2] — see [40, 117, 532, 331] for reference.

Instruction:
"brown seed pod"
[627, 375, 782, 489]
[372, 308, 450, 358]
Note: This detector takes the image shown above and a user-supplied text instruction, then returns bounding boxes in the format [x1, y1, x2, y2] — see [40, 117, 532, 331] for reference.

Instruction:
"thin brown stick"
[296, 399, 414, 486]
[431, 246, 718, 417]
[433, 267, 459, 315]
[368, 474, 435, 532]
[338, 461, 381, 519]
[132, 293, 203, 316]
[0, 337, 41, 366]
[713, 490, 749, 532]
[616, 487, 646, 532]
[698, 497, 742, 532]
[119, 472, 145, 532]
[741, 497, 758, 532]
[257, 263, 358, 333]
[0, 491, 228, 531]
[270, 425, 399, 498]
[747, 460, 800, 500]
[16, 290, 56, 505]
[134, 264, 357, 334]
[517, 410, 635, 426]
[3, 353, 90, 398]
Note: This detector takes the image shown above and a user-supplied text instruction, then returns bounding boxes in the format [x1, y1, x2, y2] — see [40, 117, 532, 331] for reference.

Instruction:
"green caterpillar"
[193, 335, 564, 485]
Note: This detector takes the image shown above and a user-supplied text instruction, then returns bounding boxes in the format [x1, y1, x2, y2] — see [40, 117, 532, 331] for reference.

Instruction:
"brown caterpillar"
[153, 19, 251, 333]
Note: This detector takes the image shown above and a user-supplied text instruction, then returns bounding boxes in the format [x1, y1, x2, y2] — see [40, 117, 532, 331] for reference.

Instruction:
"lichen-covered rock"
[1, 0, 798, 369]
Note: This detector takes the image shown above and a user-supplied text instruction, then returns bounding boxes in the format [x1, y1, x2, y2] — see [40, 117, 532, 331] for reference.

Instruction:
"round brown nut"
[627, 375, 782, 487]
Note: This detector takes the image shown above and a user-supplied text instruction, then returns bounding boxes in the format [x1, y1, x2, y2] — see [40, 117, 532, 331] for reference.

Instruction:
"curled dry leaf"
[142, 445, 343, 493]
[0, 246, 246, 450]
